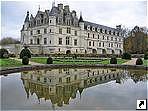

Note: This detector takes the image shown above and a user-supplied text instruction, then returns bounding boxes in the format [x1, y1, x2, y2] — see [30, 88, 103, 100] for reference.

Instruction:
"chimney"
[116, 25, 121, 30]
[64, 5, 69, 12]
[58, 3, 63, 10]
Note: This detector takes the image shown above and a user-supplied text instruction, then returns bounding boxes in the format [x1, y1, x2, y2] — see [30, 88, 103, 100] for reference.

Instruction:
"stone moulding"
[0, 64, 147, 75]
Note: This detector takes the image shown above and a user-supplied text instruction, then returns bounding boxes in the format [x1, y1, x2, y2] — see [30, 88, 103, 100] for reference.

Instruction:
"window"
[50, 40, 51, 44]
[59, 78, 62, 83]
[66, 77, 70, 83]
[44, 38, 47, 44]
[37, 77, 40, 81]
[92, 27, 95, 31]
[119, 44, 121, 48]
[109, 30, 111, 35]
[37, 30, 40, 34]
[93, 34, 94, 38]
[59, 38, 62, 45]
[105, 30, 107, 34]
[59, 28, 62, 34]
[49, 29, 51, 33]
[74, 39, 77, 46]
[115, 38, 117, 41]
[111, 43, 113, 47]
[98, 35, 99, 39]
[67, 27, 71, 34]
[89, 41, 91, 46]
[109, 43, 110, 47]
[107, 36, 109, 40]
[74, 30, 77, 36]
[66, 37, 70, 45]
[37, 38, 40, 44]
[87, 26, 90, 30]
[76, 49, 78, 53]
[88, 33, 90, 38]
[41, 19, 43, 24]
[111, 37, 113, 41]
[99, 42, 101, 47]
[102, 42, 104, 47]
[74, 75, 77, 80]
[44, 18, 47, 23]
[119, 38, 121, 42]
[30, 31, 33, 35]
[93, 41, 95, 46]
[37, 20, 40, 25]
[103, 36, 105, 40]
[100, 29, 102, 33]
[59, 48, 60, 52]
[44, 28, 47, 34]
[30, 39, 33, 44]
[113, 32, 115, 35]
[50, 20, 52, 23]
[44, 78, 47, 83]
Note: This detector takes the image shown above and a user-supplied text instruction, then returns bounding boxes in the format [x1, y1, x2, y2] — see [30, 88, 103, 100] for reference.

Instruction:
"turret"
[24, 11, 29, 23]
[79, 12, 84, 30]
[24, 11, 30, 30]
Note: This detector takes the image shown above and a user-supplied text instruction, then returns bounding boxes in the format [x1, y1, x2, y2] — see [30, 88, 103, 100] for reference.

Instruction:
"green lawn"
[0, 58, 23, 68]
[143, 60, 148, 66]
[30, 57, 128, 65]
[31, 57, 48, 64]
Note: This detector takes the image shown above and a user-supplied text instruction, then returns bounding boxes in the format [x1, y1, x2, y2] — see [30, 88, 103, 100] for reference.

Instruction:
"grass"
[30, 57, 128, 65]
[0, 58, 23, 68]
[31, 57, 48, 64]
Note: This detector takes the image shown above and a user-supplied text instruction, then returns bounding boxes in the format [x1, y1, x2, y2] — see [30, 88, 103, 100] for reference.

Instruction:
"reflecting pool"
[1, 68, 147, 110]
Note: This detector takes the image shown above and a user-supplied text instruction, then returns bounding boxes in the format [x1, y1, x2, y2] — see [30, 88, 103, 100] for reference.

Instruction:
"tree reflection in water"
[21, 68, 147, 107]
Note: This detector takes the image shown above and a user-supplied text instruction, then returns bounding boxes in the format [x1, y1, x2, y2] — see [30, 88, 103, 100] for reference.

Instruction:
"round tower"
[78, 12, 84, 30]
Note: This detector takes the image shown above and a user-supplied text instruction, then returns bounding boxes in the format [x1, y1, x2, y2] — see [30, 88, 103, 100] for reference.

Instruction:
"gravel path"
[122, 58, 137, 65]
[10, 58, 43, 65]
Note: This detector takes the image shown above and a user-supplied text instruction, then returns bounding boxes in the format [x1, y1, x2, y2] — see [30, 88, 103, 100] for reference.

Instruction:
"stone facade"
[21, 3, 124, 55]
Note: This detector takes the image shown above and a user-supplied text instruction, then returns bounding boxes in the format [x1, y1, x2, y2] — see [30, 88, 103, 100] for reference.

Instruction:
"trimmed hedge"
[22, 56, 29, 65]
[47, 57, 53, 64]
[20, 47, 31, 59]
[136, 58, 143, 65]
[110, 57, 117, 64]
[0, 48, 9, 58]
[122, 52, 131, 60]
[144, 53, 148, 60]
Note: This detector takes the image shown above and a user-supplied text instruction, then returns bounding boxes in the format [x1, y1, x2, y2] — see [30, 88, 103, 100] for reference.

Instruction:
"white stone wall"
[21, 17, 123, 55]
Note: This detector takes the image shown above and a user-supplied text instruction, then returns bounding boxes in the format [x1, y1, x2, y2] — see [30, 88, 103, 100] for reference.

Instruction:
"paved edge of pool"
[0, 64, 147, 75]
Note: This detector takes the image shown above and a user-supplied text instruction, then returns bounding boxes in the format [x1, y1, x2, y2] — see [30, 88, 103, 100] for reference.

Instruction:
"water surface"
[1, 68, 147, 110]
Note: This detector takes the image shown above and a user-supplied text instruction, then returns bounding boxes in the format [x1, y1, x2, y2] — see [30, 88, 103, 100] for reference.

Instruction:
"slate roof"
[84, 21, 119, 32]
[49, 7, 59, 16]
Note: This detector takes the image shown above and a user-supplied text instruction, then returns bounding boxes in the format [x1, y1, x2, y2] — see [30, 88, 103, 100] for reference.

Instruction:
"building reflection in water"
[21, 68, 147, 107]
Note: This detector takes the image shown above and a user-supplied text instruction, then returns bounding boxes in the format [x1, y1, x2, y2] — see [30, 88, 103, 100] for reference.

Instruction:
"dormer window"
[97, 28, 100, 32]
[92, 27, 95, 31]
[102, 29, 105, 33]
[109, 30, 111, 35]
[105, 30, 107, 34]
[87, 25, 90, 30]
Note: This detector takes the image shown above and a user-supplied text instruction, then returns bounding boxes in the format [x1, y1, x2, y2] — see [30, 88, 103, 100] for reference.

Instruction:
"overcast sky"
[1, 0, 147, 40]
